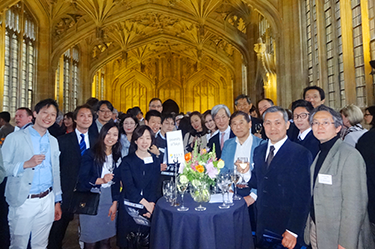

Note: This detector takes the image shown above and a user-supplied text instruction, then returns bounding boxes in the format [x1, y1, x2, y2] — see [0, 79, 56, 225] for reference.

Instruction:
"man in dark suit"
[48, 104, 96, 249]
[88, 100, 114, 138]
[290, 99, 320, 158]
[251, 106, 312, 249]
[356, 126, 375, 243]
[234, 94, 263, 136]
[207, 104, 234, 159]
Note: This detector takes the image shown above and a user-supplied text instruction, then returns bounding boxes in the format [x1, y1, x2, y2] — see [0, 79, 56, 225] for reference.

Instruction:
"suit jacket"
[1, 126, 61, 207]
[252, 139, 312, 244]
[221, 134, 265, 196]
[0, 123, 14, 142]
[207, 129, 235, 159]
[305, 139, 374, 248]
[356, 128, 375, 224]
[293, 130, 320, 158]
[88, 120, 100, 143]
[48, 122, 65, 138]
[58, 131, 96, 212]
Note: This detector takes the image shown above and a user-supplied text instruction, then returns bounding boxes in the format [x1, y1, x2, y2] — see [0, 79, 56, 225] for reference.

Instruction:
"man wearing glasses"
[149, 98, 163, 113]
[304, 105, 374, 249]
[89, 100, 114, 139]
[291, 99, 320, 158]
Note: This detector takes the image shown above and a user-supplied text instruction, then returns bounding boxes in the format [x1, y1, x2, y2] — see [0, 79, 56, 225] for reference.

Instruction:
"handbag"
[68, 190, 100, 215]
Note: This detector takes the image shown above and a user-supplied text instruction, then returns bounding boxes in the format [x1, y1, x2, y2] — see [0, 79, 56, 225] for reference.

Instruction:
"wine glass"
[255, 123, 263, 134]
[176, 175, 189, 211]
[217, 174, 230, 209]
[225, 172, 234, 206]
[237, 157, 249, 188]
[231, 170, 242, 200]
[39, 143, 48, 168]
[162, 180, 173, 202]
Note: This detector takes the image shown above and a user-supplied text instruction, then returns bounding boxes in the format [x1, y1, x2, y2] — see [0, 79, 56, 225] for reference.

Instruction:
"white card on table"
[318, 173, 332, 185]
[144, 156, 153, 164]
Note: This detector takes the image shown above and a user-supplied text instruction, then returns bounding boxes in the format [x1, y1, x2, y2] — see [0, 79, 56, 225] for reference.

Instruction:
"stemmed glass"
[176, 175, 189, 211]
[217, 174, 230, 209]
[107, 163, 115, 186]
[255, 123, 263, 134]
[163, 180, 175, 205]
[224, 172, 234, 206]
[39, 143, 48, 168]
[236, 157, 249, 188]
[231, 170, 242, 200]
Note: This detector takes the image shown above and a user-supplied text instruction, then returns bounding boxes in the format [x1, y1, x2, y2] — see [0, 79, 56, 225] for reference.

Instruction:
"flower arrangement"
[179, 142, 224, 187]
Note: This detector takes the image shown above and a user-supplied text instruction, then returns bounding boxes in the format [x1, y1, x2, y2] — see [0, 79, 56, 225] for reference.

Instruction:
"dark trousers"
[0, 179, 10, 249]
[48, 211, 74, 249]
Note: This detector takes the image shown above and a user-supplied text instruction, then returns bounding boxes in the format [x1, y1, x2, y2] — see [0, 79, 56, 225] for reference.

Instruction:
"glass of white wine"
[237, 157, 249, 188]
[176, 175, 189, 211]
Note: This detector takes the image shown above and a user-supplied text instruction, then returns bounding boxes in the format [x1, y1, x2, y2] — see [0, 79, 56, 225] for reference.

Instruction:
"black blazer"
[88, 120, 100, 143]
[356, 128, 375, 223]
[251, 139, 312, 245]
[58, 131, 96, 212]
[294, 130, 320, 158]
[207, 129, 235, 159]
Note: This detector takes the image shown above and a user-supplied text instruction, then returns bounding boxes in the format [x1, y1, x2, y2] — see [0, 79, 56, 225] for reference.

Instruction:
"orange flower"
[184, 152, 192, 162]
[195, 165, 205, 173]
[201, 148, 207, 154]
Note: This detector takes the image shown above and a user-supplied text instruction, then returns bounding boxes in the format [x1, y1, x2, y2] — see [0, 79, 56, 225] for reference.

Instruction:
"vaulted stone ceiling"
[50, 0, 254, 76]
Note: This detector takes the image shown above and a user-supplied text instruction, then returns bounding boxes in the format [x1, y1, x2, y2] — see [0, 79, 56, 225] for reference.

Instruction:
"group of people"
[0, 86, 374, 249]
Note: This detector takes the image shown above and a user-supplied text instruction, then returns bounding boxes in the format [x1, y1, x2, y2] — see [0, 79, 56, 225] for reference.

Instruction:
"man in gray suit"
[305, 105, 374, 249]
[1, 99, 62, 249]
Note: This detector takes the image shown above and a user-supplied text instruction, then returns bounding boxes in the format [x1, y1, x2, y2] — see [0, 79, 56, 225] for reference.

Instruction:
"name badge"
[144, 157, 153, 164]
[318, 174, 332, 185]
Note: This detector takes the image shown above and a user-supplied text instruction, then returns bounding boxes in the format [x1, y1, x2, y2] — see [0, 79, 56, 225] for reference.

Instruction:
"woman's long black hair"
[92, 121, 122, 165]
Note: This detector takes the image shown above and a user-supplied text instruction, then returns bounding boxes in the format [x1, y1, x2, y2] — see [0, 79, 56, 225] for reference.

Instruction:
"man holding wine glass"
[221, 111, 265, 232]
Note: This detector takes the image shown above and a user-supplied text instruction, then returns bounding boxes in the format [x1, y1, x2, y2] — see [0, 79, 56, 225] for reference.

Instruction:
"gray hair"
[262, 106, 289, 123]
[56, 111, 64, 124]
[309, 105, 343, 128]
[339, 104, 363, 126]
[211, 104, 231, 120]
[234, 94, 251, 106]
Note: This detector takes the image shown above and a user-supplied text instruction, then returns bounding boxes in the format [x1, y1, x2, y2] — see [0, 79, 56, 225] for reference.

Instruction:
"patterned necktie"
[79, 134, 86, 156]
[265, 146, 275, 169]
[220, 132, 225, 150]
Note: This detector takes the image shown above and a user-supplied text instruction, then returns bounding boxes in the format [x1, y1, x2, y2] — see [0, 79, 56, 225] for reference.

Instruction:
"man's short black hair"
[17, 107, 33, 117]
[34, 99, 59, 114]
[235, 94, 251, 105]
[145, 110, 162, 121]
[230, 111, 251, 125]
[149, 98, 162, 106]
[0, 112, 11, 123]
[303, 86, 325, 100]
[96, 100, 114, 112]
[73, 104, 95, 121]
[257, 98, 274, 106]
[291, 99, 314, 113]
[161, 113, 175, 124]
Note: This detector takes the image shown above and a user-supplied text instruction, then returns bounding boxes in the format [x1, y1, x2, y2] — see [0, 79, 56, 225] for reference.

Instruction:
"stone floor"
[62, 215, 116, 249]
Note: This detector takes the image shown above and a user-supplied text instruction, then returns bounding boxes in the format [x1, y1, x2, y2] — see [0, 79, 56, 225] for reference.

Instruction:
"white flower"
[180, 175, 189, 184]
[217, 159, 225, 169]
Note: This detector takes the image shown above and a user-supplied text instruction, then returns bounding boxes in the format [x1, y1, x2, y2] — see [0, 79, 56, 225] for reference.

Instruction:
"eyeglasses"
[311, 121, 335, 127]
[293, 113, 309, 120]
[99, 109, 112, 114]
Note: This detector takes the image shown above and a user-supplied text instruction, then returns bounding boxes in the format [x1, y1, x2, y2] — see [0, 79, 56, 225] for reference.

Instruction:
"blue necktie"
[79, 134, 86, 156]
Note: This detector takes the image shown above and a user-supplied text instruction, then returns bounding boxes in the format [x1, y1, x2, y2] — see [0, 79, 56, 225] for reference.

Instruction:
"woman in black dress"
[77, 121, 122, 249]
[113, 125, 160, 248]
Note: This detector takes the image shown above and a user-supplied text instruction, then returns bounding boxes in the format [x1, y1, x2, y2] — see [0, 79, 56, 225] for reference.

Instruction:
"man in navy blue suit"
[207, 104, 234, 159]
[251, 106, 312, 249]
[48, 104, 97, 249]
[291, 99, 320, 158]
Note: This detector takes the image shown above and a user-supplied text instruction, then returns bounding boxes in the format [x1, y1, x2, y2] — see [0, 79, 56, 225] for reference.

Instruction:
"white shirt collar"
[298, 127, 312, 140]
[220, 125, 231, 135]
[266, 135, 288, 158]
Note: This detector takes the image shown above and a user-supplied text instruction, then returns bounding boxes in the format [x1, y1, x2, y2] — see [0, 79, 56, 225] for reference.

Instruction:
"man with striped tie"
[48, 104, 97, 249]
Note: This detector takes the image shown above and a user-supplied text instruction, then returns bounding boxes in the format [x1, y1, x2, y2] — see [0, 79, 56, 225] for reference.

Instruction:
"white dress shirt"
[298, 127, 312, 140]
[219, 126, 231, 145]
[75, 128, 90, 150]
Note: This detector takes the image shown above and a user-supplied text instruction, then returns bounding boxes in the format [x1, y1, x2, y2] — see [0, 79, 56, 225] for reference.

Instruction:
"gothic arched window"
[2, 3, 36, 114]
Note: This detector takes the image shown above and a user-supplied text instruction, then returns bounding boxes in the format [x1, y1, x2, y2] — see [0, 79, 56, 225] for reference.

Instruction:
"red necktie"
[220, 132, 225, 149]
